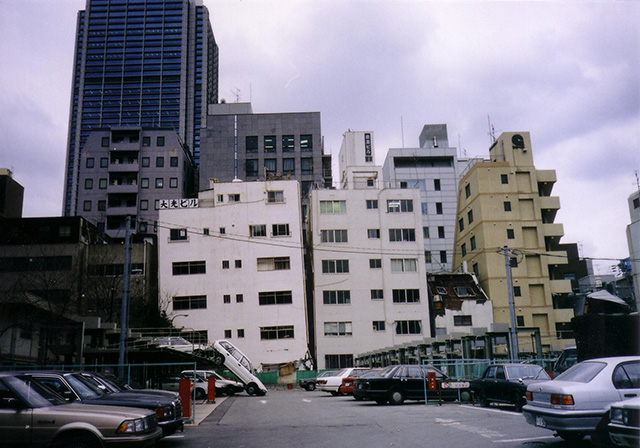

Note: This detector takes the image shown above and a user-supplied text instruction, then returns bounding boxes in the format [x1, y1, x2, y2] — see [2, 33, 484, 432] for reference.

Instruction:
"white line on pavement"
[459, 405, 521, 415]
[494, 436, 557, 443]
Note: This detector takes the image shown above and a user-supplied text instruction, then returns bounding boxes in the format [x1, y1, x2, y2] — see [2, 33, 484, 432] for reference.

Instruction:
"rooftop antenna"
[401, 116, 405, 148]
[635, 170, 640, 192]
[232, 87, 241, 103]
[487, 114, 496, 144]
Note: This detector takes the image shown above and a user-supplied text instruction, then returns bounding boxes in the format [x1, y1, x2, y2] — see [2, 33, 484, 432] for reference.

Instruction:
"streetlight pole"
[118, 216, 132, 378]
[501, 246, 519, 361]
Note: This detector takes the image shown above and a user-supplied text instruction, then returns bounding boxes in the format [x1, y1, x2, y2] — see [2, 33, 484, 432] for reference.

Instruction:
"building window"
[155, 178, 164, 188]
[459, 218, 464, 232]
[99, 178, 107, 189]
[237, 329, 245, 338]
[438, 227, 445, 238]
[461, 243, 467, 257]
[467, 210, 474, 224]
[156, 157, 164, 168]
[172, 261, 206, 275]
[142, 136, 150, 147]
[272, 224, 290, 237]
[228, 194, 240, 202]
[283, 158, 295, 174]
[423, 227, 430, 239]
[236, 294, 243, 303]
[259, 291, 293, 305]
[282, 135, 295, 152]
[170, 228, 187, 241]
[260, 325, 294, 340]
[322, 259, 349, 273]
[170, 156, 179, 167]
[170, 177, 178, 188]
[371, 289, 384, 300]
[395, 320, 422, 335]
[250, 224, 267, 237]
[157, 136, 165, 146]
[516, 316, 525, 326]
[387, 199, 413, 213]
[366, 199, 378, 209]
[267, 190, 284, 203]
[470, 236, 476, 250]
[324, 354, 354, 369]
[203, 228, 210, 236]
[300, 134, 313, 151]
[235, 260, 242, 268]
[501, 174, 509, 184]
[440, 250, 447, 263]
[504, 201, 512, 212]
[173, 295, 206, 310]
[390, 259, 418, 272]
[421, 203, 428, 215]
[389, 228, 416, 242]
[100, 157, 108, 168]
[555, 322, 574, 340]
[264, 158, 277, 173]
[83, 200, 92, 211]
[321, 229, 348, 243]
[101, 137, 109, 147]
[324, 321, 352, 337]
[224, 329, 232, 338]
[367, 229, 380, 239]
[369, 259, 382, 269]
[472, 263, 479, 276]
[86, 158, 94, 168]
[220, 227, 226, 234]
[372, 321, 386, 332]
[246, 159, 258, 177]
[392, 289, 420, 303]
[454, 315, 473, 326]
[98, 200, 106, 211]
[424, 251, 432, 263]
[301, 157, 313, 174]
[320, 200, 346, 214]
[142, 157, 150, 167]
[513, 286, 521, 296]
[246, 136, 258, 153]
[507, 229, 515, 239]
[436, 202, 443, 214]
[85, 178, 93, 189]
[257, 256, 291, 271]
[465, 184, 471, 198]
[222, 260, 229, 269]
[434, 179, 441, 191]
[323, 290, 351, 305]
[264, 135, 276, 152]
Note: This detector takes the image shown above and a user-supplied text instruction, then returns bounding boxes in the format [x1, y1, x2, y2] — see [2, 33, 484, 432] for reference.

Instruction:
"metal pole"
[118, 216, 133, 377]
[504, 246, 519, 360]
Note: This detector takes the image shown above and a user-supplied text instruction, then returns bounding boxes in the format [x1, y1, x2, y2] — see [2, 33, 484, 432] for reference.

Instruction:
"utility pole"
[500, 246, 519, 360]
[118, 216, 133, 378]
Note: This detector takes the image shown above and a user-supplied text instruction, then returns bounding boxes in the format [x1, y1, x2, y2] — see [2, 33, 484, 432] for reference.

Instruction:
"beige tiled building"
[452, 132, 574, 354]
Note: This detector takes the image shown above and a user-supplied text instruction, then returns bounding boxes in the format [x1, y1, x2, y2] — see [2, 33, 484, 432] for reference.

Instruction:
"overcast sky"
[1, 0, 638, 274]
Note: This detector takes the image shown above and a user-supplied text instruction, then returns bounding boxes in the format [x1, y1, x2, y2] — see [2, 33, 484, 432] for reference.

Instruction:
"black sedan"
[470, 363, 550, 412]
[23, 371, 184, 436]
[353, 364, 468, 405]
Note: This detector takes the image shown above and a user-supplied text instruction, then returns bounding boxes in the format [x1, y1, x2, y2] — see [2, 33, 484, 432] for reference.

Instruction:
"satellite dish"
[512, 134, 525, 149]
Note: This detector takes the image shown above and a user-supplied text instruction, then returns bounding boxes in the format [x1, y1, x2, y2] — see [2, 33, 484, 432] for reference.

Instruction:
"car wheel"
[330, 391, 340, 396]
[476, 390, 489, 407]
[556, 431, 585, 443]
[225, 386, 236, 396]
[245, 383, 258, 395]
[388, 389, 405, 405]
[375, 398, 388, 405]
[307, 383, 316, 391]
[213, 352, 225, 366]
[195, 388, 206, 400]
[511, 392, 524, 412]
[53, 432, 100, 448]
[354, 396, 363, 401]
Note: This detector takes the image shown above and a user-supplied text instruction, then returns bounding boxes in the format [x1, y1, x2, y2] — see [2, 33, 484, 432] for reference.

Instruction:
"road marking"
[303, 399, 312, 403]
[164, 435, 185, 439]
[459, 405, 520, 415]
[260, 400, 268, 404]
[494, 436, 556, 443]
[434, 418, 506, 439]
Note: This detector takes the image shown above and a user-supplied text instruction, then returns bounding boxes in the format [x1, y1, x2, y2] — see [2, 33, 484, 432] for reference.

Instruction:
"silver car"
[609, 396, 640, 447]
[523, 356, 640, 444]
[0, 373, 162, 447]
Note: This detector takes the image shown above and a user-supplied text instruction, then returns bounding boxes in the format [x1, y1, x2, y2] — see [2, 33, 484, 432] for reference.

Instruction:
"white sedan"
[317, 367, 370, 395]
[523, 356, 640, 444]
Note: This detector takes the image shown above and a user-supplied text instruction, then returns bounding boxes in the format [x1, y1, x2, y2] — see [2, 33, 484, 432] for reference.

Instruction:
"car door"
[0, 381, 33, 447]
[612, 360, 640, 401]
[480, 366, 496, 400]
[404, 366, 426, 399]
[493, 366, 509, 402]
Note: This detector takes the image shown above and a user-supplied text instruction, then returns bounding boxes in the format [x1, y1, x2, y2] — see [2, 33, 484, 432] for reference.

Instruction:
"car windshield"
[220, 341, 253, 371]
[554, 361, 606, 383]
[5, 376, 67, 408]
[67, 373, 108, 399]
[505, 365, 549, 380]
[318, 371, 335, 378]
[372, 366, 399, 378]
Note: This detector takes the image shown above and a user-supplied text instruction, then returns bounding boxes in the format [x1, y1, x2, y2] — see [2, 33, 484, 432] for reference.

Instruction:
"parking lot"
[157, 388, 597, 448]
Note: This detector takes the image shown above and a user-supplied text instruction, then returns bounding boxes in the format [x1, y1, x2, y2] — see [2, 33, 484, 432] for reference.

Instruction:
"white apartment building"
[627, 190, 640, 309]
[158, 179, 309, 369]
[382, 125, 478, 273]
[309, 131, 431, 370]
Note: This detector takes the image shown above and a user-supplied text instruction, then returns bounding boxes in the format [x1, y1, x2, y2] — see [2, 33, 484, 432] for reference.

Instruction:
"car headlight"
[610, 408, 626, 425]
[155, 405, 173, 419]
[117, 417, 150, 434]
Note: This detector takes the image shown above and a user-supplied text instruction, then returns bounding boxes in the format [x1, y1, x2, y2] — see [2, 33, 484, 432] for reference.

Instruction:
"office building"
[63, 0, 218, 217]
[0, 168, 24, 218]
[452, 132, 574, 354]
[626, 190, 640, 309]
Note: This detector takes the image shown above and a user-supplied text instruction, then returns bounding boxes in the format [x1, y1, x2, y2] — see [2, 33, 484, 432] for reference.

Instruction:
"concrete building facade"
[309, 131, 431, 370]
[626, 190, 640, 309]
[452, 132, 574, 354]
[0, 168, 24, 219]
[158, 179, 309, 369]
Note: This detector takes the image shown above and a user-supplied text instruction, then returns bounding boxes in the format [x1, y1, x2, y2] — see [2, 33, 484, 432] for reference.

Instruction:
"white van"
[212, 340, 267, 396]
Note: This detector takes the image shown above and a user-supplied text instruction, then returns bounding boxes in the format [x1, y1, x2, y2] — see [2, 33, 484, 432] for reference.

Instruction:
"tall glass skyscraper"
[63, 0, 218, 216]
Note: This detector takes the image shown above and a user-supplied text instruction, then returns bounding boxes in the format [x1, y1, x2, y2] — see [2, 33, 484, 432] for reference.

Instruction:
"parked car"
[298, 370, 335, 391]
[318, 367, 370, 395]
[212, 340, 268, 396]
[353, 364, 468, 405]
[181, 370, 244, 398]
[152, 336, 211, 356]
[523, 356, 640, 444]
[552, 345, 578, 378]
[609, 396, 640, 447]
[23, 371, 184, 437]
[0, 372, 162, 447]
[80, 371, 181, 401]
[340, 369, 378, 397]
[470, 363, 551, 412]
